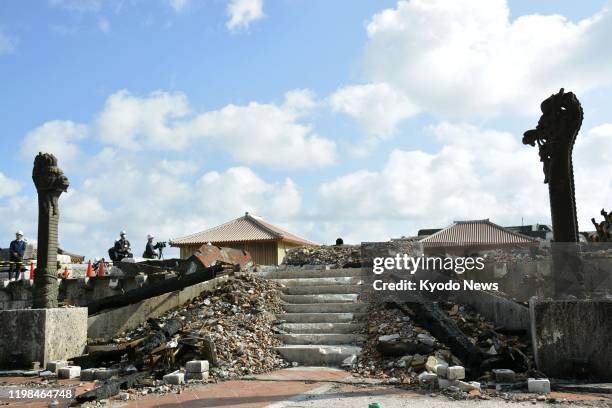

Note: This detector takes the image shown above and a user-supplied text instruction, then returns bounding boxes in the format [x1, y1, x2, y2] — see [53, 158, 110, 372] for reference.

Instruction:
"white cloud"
[167, 0, 190, 13]
[0, 29, 17, 55]
[574, 123, 612, 231]
[197, 167, 302, 220]
[362, 0, 612, 117]
[97, 17, 110, 33]
[317, 122, 550, 240]
[227, 0, 265, 32]
[20, 120, 88, 163]
[0, 173, 21, 198]
[329, 82, 420, 139]
[97, 90, 190, 150]
[96, 89, 336, 168]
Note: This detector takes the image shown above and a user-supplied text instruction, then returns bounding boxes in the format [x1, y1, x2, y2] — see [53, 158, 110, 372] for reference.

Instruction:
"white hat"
[147, 234, 154, 239]
[16, 230, 23, 236]
[120, 230, 127, 236]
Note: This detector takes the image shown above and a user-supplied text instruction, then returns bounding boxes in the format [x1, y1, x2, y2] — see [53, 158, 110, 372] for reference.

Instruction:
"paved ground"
[1, 368, 611, 407]
[111, 368, 612, 408]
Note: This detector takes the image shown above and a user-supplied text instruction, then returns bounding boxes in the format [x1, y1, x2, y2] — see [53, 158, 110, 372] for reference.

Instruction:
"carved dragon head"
[32, 152, 70, 194]
[522, 88, 583, 183]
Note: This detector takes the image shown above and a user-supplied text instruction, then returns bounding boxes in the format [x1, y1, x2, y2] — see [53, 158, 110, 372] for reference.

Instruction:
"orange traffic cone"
[98, 259, 105, 278]
[86, 260, 94, 278]
[63, 266, 69, 279]
[29, 262, 35, 281]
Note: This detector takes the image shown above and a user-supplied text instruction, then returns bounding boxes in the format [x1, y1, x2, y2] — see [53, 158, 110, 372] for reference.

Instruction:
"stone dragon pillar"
[32, 153, 69, 309]
[523, 89, 584, 297]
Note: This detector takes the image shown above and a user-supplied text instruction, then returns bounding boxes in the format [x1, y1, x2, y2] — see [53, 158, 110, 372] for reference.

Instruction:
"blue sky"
[1, 0, 612, 259]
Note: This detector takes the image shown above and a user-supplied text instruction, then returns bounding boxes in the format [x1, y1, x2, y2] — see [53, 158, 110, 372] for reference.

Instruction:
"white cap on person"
[16, 230, 23, 236]
[120, 230, 127, 236]
[147, 234, 154, 239]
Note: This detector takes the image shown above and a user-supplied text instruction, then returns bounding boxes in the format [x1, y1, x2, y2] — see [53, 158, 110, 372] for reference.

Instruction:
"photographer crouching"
[143, 234, 167, 259]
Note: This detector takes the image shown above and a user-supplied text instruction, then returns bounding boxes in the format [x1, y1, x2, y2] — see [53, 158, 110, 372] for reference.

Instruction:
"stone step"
[276, 333, 363, 345]
[275, 322, 363, 334]
[281, 284, 363, 295]
[281, 294, 359, 304]
[281, 302, 369, 313]
[274, 345, 361, 366]
[278, 312, 365, 323]
[272, 277, 363, 287]
[262, 268, 367, 279]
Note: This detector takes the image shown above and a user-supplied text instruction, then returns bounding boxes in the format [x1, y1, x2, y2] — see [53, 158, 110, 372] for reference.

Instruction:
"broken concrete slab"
[57, 365, 80, 379]
[447, 366, 465, 380]
[0, 308, 87, 368]
[186, 360, 209, 373]
[163, 371, 185, 385]
[528, 378, 551, 393]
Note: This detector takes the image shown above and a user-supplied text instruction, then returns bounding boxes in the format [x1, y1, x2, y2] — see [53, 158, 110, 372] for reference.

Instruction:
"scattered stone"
[457, 380, 481, 392]
[447, 366, 465, 381]
[425, 356, 445, 373]
[527, 378, 550, 394]
[435, 364, 448, 378]
[438, 378, 458, 390]
[186, 360, 209, 373]
[417, 333, 436, 347]
[163, 371, 185, 385]
[417, 372, 437, 384]
[46, 360, 67, 373]
[118, 392, 130, 401]
[282, 245, 361, 268]
[379, 333, 401, 343]
[57, 366, 81, 379]
[493, 369, 516, 383]
[185, 371, 209, 381]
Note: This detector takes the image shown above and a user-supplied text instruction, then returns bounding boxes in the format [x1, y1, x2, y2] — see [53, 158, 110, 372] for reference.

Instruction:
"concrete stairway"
[261, 267, 367, 366]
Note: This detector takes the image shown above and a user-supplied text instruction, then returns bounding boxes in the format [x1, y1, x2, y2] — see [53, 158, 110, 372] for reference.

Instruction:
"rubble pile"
[113, 274, 289, 380]
[350, 302, 533, 387]
[351, 306, 459, 383]
[282, 245, 361, 268]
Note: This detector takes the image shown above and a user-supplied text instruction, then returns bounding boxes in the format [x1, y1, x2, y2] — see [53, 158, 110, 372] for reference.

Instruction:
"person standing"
[9, 231, 26, 281]
[143, 234, 160, 259]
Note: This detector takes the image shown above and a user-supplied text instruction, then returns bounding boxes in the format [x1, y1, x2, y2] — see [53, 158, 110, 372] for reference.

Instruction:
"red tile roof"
[170, 213, 318, 247]
[419, 219, 538, 246]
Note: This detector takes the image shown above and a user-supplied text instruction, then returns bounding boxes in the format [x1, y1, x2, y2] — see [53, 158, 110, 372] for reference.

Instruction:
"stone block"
[457, 380, 480, 392]
[528, 378, 550, 394]
[163, 371, 185, 385]
[95, 368, 119, 380]
[425, 356, 446, 373]
[493, 369, 516, 383]
[185, 371, 209, 381]
[417, 372, 437, 383]
[80, 368, 97, 381]
[438, 378, 458, 390]
[435, 364, 448, 378]
[417, 333, 436, 347]
[186, 360, 209, 373]
[447, 366, 465, 380]
[58, 365, 80, 379]
[46, 360, 68, 373]
[0, 308, 87, 368]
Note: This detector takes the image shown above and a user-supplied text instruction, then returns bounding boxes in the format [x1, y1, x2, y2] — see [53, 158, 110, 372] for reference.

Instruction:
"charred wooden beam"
[87, 264, 222, 315]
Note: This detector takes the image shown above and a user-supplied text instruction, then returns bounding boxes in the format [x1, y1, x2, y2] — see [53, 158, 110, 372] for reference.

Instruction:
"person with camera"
[143, 234, 166, 259]
[8, 231, 27, 281]
[109, 230, 133, 262]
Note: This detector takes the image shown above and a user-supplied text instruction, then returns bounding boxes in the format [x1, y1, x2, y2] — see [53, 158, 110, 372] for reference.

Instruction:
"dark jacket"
[114, 238, 131, 255]
[143, 242, 159, 259]
[9, 239, 26, 260]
